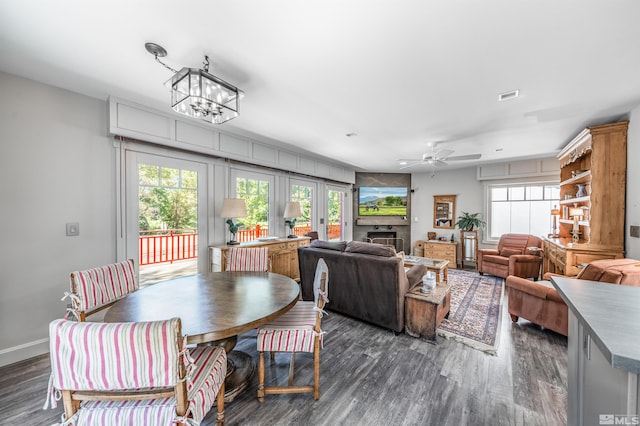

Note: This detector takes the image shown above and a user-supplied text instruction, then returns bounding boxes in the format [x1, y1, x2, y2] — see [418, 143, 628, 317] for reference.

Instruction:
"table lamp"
[569, 207, 583, 244]
[220, 198, 247, 245]
[550, 205, 560, 237]
[283, 201, 301, 238]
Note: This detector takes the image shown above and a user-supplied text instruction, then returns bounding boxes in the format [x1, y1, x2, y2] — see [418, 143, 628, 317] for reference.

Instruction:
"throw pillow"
[406, 264, 427, 287]
[310, 240, 347, 251]
[345, 241, 396, 257]
[500, 247, 522, 257]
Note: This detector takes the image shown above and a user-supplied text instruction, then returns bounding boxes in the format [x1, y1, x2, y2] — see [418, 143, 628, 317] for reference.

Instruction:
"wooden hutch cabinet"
[543, 122, 627, 276]
[209, 237, 311, 281]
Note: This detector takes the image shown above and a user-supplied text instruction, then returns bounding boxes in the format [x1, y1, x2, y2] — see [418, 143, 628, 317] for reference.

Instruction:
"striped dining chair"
[256, 258, 329, 401]
[64, 259, 138, 321]
[226, 247, 270, 272]
[44, 317, 227, 425]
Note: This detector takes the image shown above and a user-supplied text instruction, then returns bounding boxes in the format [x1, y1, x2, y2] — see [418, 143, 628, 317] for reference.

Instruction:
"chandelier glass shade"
[168, 67, 240, 124]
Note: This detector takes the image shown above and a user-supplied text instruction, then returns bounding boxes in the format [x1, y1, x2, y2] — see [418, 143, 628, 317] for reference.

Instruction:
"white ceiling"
[1, 1, 639, 172]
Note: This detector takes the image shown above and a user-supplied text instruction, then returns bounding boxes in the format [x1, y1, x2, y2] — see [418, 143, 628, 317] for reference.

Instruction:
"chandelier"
[145, 42, 241, 124]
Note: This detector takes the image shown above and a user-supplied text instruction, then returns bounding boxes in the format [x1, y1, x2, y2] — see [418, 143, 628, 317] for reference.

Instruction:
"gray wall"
[410, 167, 484, 255]
[626, 105, 640, 259]
[0, 72, 117, 365]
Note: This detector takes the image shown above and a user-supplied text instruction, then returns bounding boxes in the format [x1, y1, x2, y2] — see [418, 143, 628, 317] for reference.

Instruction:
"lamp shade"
[283, 201, 301, 218]
[220, 198, 247, 218]
[569, 207, 584, 217]
[551, 207, 560, 215]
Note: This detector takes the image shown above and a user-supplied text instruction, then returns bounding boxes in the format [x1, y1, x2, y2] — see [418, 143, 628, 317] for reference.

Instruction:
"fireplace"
[366, 231, 404, 253]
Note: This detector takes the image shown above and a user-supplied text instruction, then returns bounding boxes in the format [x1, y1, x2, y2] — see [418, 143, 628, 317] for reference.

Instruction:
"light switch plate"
[66, 222, 79, 236]
[631, 225, 640, 238]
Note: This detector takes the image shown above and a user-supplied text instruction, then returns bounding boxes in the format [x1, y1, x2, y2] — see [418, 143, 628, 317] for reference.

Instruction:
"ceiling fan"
[398, 144, 481, 169]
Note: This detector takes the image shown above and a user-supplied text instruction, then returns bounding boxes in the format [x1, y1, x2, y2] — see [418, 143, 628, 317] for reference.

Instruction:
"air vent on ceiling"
[498, 89, 520, 101]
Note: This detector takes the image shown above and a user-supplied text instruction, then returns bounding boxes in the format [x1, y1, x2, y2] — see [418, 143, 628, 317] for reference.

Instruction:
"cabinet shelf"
[560, 196, 590, 205]
[559, 219, 589, 226]
[560, 170, 592, 186]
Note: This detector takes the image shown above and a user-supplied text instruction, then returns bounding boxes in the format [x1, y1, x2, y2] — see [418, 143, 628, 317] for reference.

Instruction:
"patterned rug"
[437, 269, 504, 355]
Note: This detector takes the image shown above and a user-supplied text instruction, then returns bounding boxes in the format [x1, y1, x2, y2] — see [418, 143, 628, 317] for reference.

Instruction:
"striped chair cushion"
[49, 318, 180, 391]
[49, 319, 226, 425]
[71, 259, 137, 312]
[257, 302, 319, 353]
[227, 247, 269, 272]
[76, 346, 227, 425]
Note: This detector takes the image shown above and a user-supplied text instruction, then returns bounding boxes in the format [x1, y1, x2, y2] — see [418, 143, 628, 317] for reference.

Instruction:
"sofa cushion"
[500, 247, 522, 257]
[576, 259, 640, 285]
[484, 254, 510, 266]
[345, 241, 396, 257]
[310, 240, 347, 251]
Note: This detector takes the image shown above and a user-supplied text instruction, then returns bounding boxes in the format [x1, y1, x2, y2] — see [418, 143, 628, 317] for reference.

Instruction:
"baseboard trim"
[0, 338, 49, 367]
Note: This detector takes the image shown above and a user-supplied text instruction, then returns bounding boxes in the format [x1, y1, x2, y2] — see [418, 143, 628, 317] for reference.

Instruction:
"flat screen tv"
[358, 186, 408, 216]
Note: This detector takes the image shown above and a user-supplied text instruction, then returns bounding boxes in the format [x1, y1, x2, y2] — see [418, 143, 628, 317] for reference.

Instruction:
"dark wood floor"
[0, 290, 567, 425]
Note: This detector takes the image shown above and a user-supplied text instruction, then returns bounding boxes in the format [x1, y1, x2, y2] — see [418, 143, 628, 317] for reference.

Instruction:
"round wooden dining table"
[104, 271, 300, 401]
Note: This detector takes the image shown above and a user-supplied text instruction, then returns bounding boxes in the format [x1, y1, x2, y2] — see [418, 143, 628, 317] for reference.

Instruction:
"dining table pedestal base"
[207, 335, 256, 403]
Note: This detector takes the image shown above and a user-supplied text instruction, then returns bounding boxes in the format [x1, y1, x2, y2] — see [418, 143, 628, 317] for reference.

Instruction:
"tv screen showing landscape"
[358, 186, 408, 216]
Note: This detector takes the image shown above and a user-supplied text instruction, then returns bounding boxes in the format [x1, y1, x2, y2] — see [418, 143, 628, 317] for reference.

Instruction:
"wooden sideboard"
[542, 237, 623, 277]
[415, 240, 457, 269]
[209, 237, 311, 281]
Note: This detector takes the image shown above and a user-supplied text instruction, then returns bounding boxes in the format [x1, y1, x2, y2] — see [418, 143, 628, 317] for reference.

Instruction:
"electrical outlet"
[66, 222, 79, 236]
[631, 225, 640, 238]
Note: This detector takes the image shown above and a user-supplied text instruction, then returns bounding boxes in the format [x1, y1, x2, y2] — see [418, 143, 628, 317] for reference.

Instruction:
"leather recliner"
[477, 233, 542, 280]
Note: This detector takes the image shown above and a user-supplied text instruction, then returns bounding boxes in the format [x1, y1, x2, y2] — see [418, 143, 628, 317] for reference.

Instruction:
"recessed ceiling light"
[345, 132, 358, 137]
[498, 90, 519, 101]
[399, 161, 407, 165]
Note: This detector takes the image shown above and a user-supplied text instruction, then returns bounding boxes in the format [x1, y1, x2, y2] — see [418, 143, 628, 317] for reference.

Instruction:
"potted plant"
[455, 211, 486, 231]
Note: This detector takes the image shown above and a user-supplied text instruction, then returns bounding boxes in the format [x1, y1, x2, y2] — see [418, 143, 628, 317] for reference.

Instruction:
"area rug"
[437, 269, 504, 355]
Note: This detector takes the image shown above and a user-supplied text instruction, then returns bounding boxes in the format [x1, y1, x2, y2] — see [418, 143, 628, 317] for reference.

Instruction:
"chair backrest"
[227, 247, 270, 272]
[49, 318, 182, 392]
[313, 258, 329, 331]
[68, 259, 137, 320]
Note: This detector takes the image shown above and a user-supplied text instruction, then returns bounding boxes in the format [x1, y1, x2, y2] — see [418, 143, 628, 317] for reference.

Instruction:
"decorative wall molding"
[108, 97, 355, 184]
[476, 157, 559, 181]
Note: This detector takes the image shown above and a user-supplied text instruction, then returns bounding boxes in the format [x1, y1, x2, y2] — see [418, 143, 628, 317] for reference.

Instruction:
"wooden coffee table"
[404, 255, 449, 284]
[404, 281, 452, 342]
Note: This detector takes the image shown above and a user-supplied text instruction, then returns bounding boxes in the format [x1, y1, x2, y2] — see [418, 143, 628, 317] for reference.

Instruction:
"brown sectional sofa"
[506, 258, 640, 336]
[298, 240, 427, 333]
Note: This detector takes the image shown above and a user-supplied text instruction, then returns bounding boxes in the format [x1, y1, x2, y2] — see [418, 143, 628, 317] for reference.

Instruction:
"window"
[291, 182, 314, 236]
[486, 182, 559, 241]
[231, 169, 275, 241]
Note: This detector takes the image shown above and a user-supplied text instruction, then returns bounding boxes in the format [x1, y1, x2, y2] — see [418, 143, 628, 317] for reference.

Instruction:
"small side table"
[404, 282, 452, 342]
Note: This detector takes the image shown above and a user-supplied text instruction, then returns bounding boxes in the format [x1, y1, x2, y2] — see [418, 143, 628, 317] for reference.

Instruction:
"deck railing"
[139, 224, 342, 265]
[139, 229, 198, 266]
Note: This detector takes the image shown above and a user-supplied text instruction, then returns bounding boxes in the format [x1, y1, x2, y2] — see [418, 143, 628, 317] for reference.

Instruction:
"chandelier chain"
[153, 54, 178, 74]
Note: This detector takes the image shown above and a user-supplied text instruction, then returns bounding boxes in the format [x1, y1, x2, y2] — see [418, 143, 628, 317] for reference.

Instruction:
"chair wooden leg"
[510, 314, 519, 323]
[313, 339, 320, 400]
[288, 353, 296, 386]
[258, 351, 265, 403]
[216, 382, 225, 425]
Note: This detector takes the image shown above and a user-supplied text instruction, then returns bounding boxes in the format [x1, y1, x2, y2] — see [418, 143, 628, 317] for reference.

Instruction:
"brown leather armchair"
[478, 233, 542, 280]
[506, 258, 640, 336]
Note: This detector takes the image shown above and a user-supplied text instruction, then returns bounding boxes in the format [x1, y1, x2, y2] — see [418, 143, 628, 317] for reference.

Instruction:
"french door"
[124, 150, 208, 286]
[326, 186, 347, 241]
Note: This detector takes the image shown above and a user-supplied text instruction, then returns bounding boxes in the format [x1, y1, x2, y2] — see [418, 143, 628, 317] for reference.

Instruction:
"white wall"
[410, 167, 484, 249]
[626, 106, 640, 259]
[0, 72, 116, 366]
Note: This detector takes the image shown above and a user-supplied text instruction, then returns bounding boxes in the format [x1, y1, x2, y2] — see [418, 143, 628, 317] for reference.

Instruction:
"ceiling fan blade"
[398, 161, 422, 169]
[435, 159, 448, 166]
[442, 153, 482, 161]
[434, 149, 455, 158]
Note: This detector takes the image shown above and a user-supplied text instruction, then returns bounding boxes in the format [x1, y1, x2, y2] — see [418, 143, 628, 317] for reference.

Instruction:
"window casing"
[485, 182, 559, 242]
